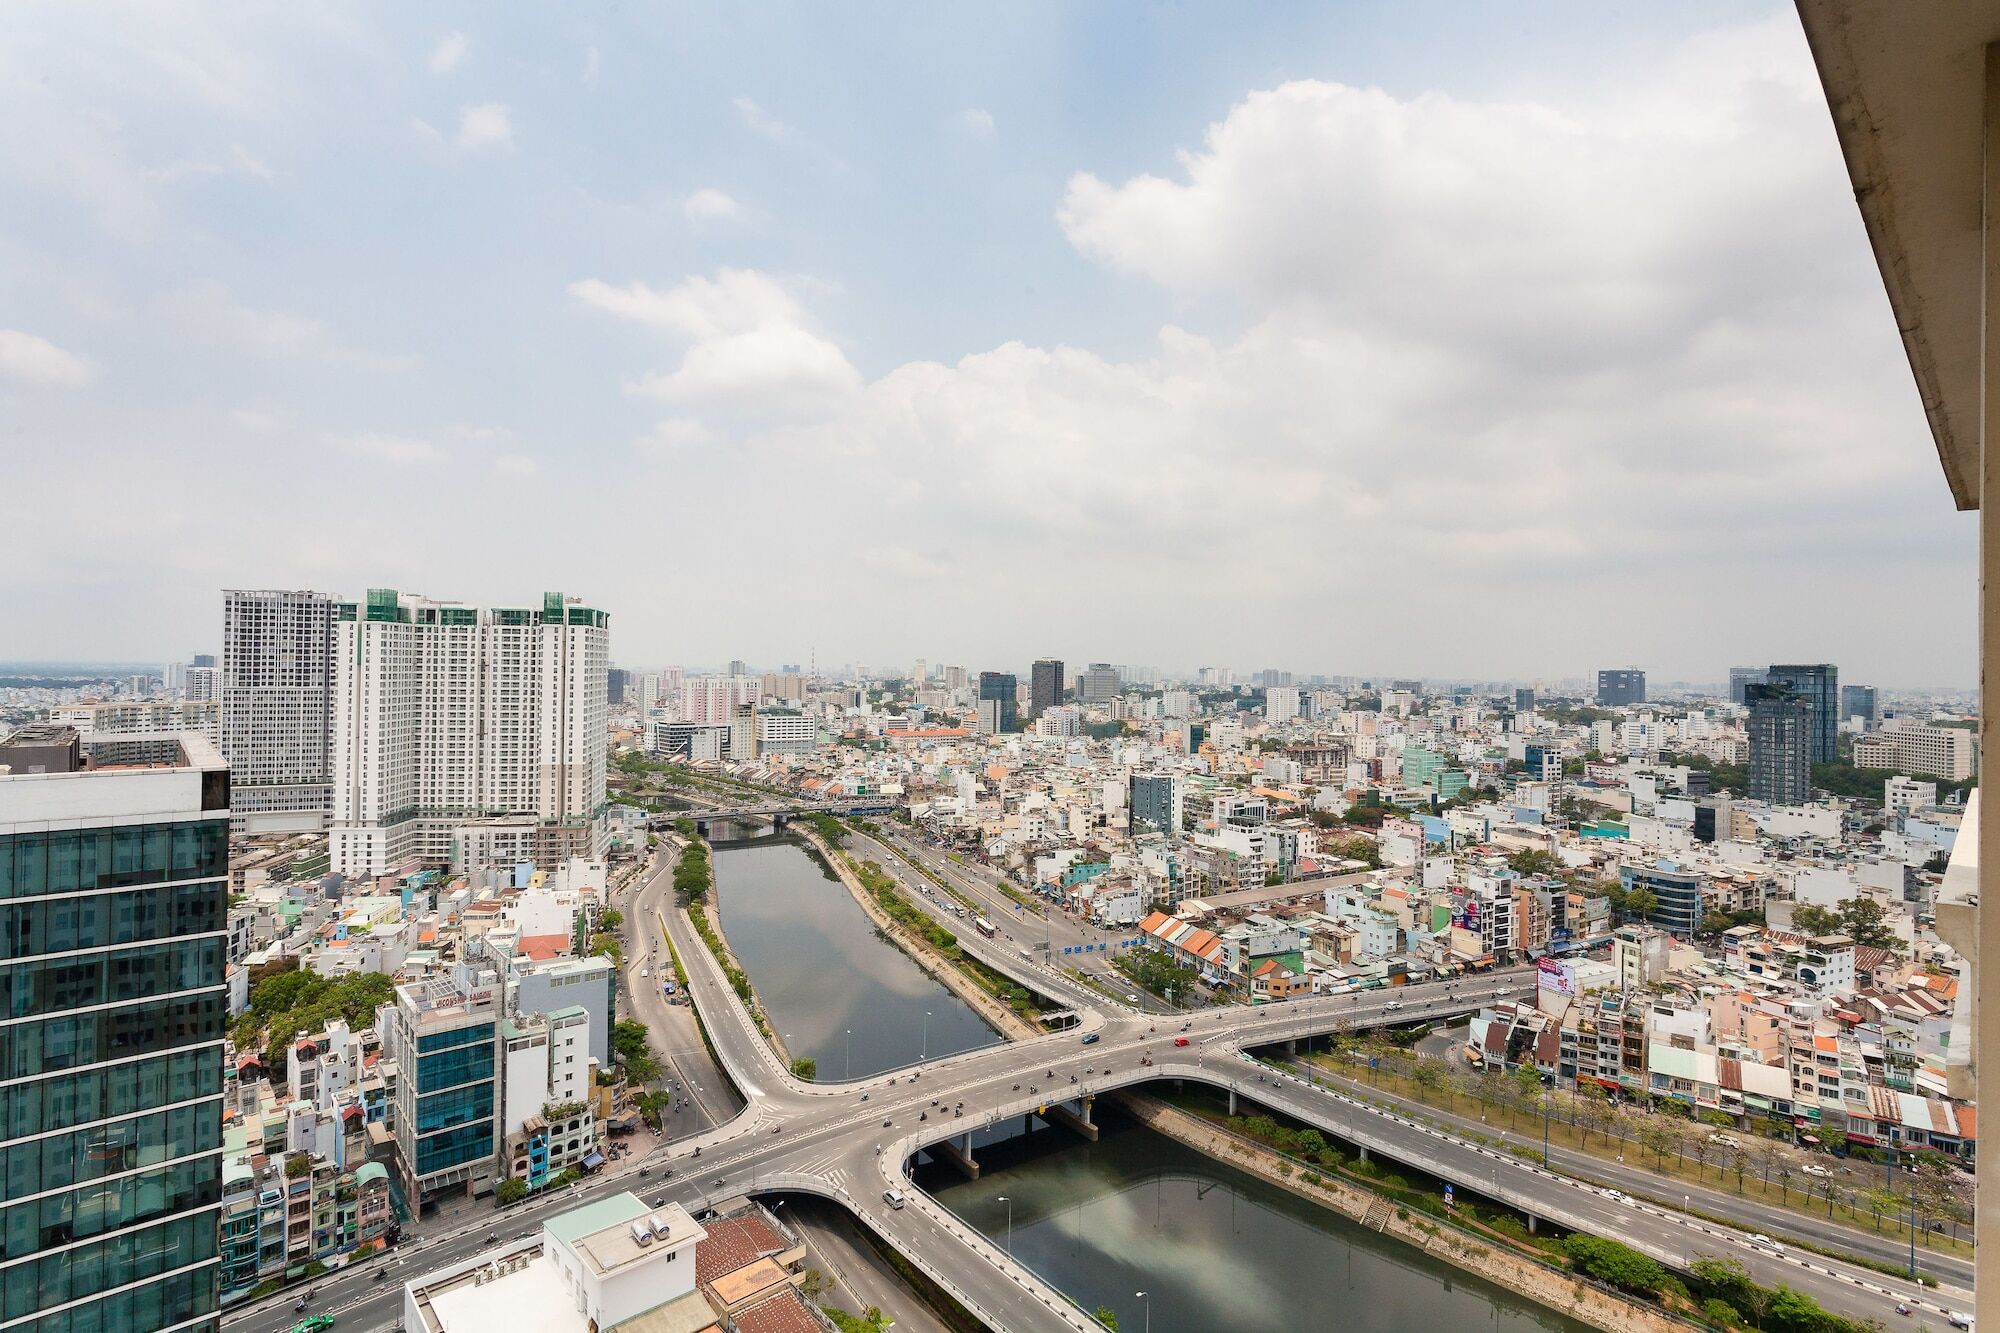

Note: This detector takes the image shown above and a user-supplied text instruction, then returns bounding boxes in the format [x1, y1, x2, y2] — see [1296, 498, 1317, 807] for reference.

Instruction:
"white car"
[1748, 1234, 1785, 1256]
[1945, 1312, 1973, 1330]
[1603, 1189, 1631, 1205]
[1800, 1164, 1832, 1178]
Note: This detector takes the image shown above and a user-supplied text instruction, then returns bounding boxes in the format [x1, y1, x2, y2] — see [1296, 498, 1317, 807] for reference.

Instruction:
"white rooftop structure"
[404, 1191, 707, 1333]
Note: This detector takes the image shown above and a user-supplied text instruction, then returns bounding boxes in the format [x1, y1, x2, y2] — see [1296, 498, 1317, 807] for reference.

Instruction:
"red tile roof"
[730, 1291, 822, 1333]
[694, 1211, 789, 1287]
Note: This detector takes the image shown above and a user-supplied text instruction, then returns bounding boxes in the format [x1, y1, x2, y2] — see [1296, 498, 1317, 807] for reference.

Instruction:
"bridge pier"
[1228, 1088, 1236, 1116]
[1286, 1037, 1297, 1057]
[1036, 1097, 1099, 1142]
[932, 1134, 980, 1180]
[1527, 1214, 1538, 1235]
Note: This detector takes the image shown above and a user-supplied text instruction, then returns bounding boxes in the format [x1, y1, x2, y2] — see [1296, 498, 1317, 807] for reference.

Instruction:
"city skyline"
[0, 3, 1975, 686]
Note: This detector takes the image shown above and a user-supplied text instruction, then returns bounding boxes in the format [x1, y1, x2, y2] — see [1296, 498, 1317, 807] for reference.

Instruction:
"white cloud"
[956, 108, 995, 138]
[429, 32, 467, 75]
[161, 281, 416, 372]
[636, 417, 719, 454]
[337, 432, 446, 466]
[0, 330, 91, 386]
[860, 545, 950, 580]
[702, 18, 1942, 672]
[570, 269, 860, 416]
[449, 423, 514, 443]
[732, 96, 843, 170]
[493, 453, 539, 477]
[584, 46, 600, 82]
[144, 143, 273, 185]
[456, 103, 513, 152]
[733, 97, 794, 143]
[231, 407, 279, 432]
[683, 188, 741, 222]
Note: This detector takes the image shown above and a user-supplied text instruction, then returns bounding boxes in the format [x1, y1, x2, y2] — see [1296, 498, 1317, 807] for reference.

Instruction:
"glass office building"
[379, 968, 502, 1207]
[1746, 684, 1814, 807]
[1766, 663, 1839, 764]
[0, 726, 230, 1333]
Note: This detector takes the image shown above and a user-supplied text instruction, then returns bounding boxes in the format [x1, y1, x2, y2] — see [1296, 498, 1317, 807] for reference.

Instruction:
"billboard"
[1536, 957, 1578, 998]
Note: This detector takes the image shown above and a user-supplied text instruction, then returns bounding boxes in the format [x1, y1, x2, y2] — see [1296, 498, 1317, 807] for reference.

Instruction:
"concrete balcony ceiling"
[1797, 0, 2000, 508]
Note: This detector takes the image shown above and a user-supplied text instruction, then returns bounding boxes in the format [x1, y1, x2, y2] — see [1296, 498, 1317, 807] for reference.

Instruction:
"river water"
[709, 823, 999, 1080]
[922, 1112, 1592, 1333]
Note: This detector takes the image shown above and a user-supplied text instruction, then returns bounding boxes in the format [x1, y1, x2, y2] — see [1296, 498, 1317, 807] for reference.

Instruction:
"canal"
[709, 822, 1000, 1080]
[920, 1109, 1592, 1333]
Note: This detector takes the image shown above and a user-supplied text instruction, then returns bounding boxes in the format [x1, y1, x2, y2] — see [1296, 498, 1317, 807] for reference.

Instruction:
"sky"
[0, 3, 1973, 687]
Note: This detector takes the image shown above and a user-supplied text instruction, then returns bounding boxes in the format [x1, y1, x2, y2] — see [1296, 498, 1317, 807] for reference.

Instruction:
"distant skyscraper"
[1030, 658, 1065, 714]
[1078, 662, 1121, 706]
[329, 589, 608, 876]
[1728, 666, 1767, 704]
[606, 666, 631, 705]
[1746, 684, 1813, 805]
[1514, 687, 1536, 712]
[1265, 685, 1300, 725]
[727, 659, 747, 678]
[978, 671, 1018, 734]
[222, 588, 336, 827]
[1840, 683, 1878, 726]
[913, 658, 928, 685]
[191, 653, 217, 668]
[1595, 669, 1646, 706]
[1, 726, 230, 1333]
[1766, 663, 1838, 763]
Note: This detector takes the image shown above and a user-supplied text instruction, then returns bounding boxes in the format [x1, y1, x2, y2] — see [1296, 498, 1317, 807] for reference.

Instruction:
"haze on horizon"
[0, 3, 1972, 688]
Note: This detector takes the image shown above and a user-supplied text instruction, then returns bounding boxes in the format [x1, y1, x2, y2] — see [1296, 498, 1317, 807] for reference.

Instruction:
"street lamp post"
[997, 1195, 1013, 1256]
[1136, 1290, 1150, 1333]
[922, 1011, 931, 1062]
[845, 1029, 852, 1081]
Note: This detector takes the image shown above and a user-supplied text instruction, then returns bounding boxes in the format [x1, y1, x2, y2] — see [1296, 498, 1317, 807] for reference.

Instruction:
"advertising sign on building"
[1536, 957, 1578, 997]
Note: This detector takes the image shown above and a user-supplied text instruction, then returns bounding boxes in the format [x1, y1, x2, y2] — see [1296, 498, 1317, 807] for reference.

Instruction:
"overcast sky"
[0, 3, 1972, 687]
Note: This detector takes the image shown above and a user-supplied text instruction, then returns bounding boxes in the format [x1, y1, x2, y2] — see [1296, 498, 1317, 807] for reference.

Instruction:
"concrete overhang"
[1797, 0, 2000, 510]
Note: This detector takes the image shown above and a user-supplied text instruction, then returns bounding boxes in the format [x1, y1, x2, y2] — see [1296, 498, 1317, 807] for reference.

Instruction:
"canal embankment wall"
[1112, 1092, 1695, 1333]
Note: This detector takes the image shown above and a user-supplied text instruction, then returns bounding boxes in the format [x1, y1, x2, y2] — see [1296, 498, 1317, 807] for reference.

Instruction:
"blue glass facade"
[0, 815, 228, 1333]
[413, 1022, 495, 1179]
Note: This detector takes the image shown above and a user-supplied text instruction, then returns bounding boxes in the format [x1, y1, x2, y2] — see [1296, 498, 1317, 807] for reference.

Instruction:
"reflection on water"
[925, 1112, 1591, 1333]
[710, 825, 998, 1080]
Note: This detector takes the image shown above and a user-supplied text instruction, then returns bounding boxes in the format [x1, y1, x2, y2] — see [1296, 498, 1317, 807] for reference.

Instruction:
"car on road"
[289, 1319, 336, 1333]
[1945, 1311, 1973, 1330]
[1749, 1234, 1785, 1256]
[1081, 1032, 1100, 1045]
[1603, 1189, 1630, 1204]
[1174, 1036, 1190, 1047]
[1800, 1164, 1832, 1178]
[883, 1188, 906, 1209]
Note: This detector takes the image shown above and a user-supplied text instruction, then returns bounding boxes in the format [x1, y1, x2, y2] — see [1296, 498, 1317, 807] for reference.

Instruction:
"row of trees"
[1114, 945, 1199, 1004]
[674, 837, 713, 903]
[612, 1018, 660, 1082]
[1327, 1037, 1971, 1240]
